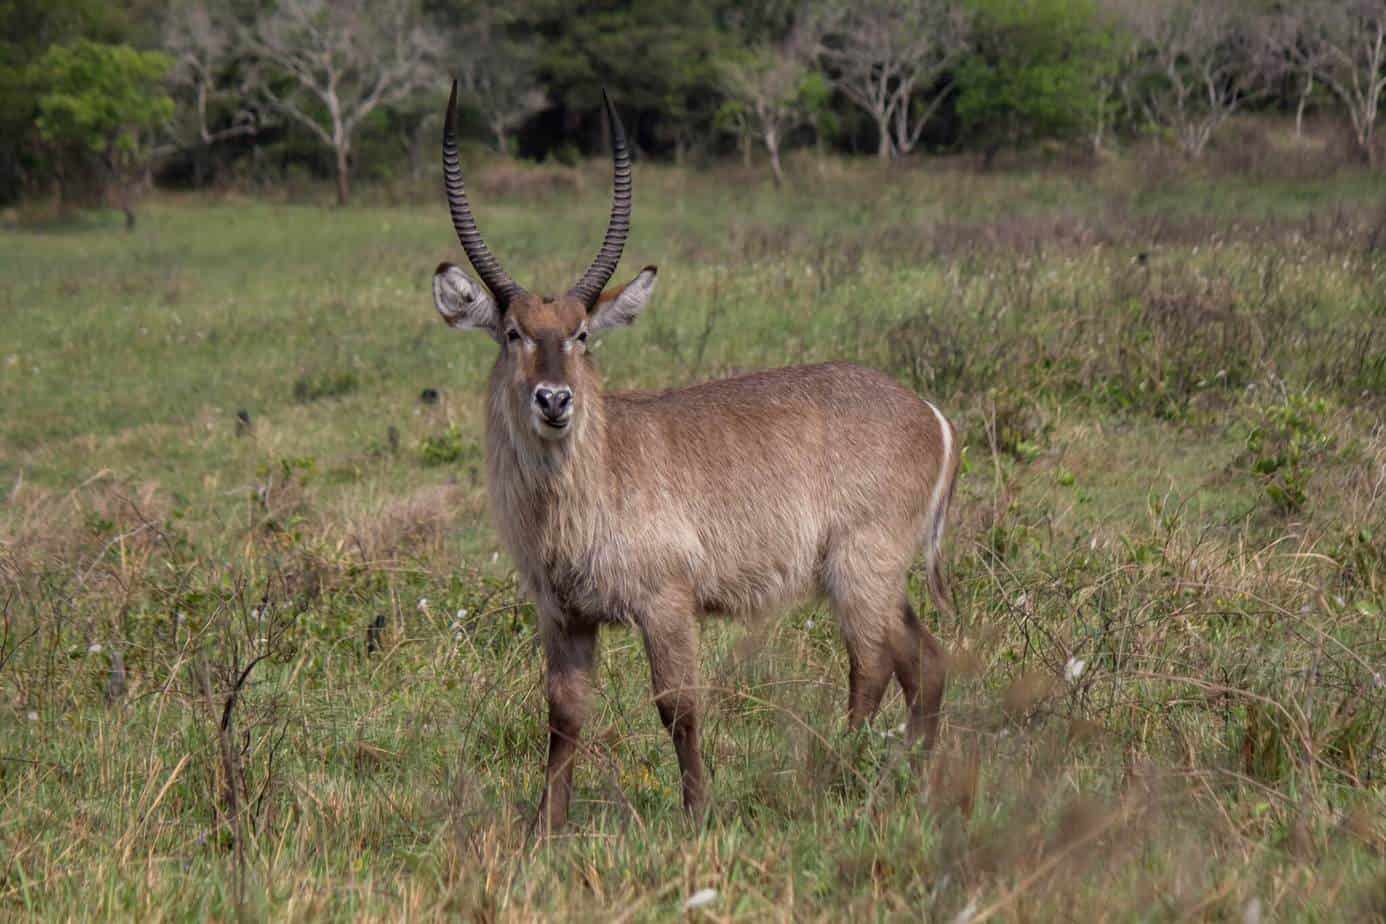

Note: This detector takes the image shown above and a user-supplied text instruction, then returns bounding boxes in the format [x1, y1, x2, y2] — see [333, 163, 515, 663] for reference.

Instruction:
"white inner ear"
[433, 265, 500, 340]
[591, 267, 658, 334]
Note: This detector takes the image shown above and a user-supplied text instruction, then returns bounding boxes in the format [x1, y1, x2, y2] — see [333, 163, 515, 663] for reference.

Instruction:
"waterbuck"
[430, 83, 959, 830]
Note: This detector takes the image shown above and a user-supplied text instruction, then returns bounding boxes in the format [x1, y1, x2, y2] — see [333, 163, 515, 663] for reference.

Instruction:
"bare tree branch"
[1271, 0, 1386, 164]
[717, 30, 821, 185]
[164, 0, 264, 177]
[242, 0, 443, 204]
[1119, 0, 1274, 159]
[453, 9, 548, 155]
[813, 0, 970, 162]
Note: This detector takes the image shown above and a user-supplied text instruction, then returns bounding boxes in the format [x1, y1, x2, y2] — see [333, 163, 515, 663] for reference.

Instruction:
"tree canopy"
[1, 0, 1383, 207]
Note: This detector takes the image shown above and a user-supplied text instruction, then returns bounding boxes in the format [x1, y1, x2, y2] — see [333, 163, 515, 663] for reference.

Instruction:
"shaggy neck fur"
[485, 358, 611, 585]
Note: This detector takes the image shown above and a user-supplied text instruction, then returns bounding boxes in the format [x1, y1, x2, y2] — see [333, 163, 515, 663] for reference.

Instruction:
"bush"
[419, 426, 480, 467]
[1240, 392, 1336, 515]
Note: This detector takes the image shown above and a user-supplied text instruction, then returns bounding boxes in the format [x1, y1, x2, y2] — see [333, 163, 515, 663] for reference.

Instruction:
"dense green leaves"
[956, 0, 1117, 157]
[33, 39, 173, 159]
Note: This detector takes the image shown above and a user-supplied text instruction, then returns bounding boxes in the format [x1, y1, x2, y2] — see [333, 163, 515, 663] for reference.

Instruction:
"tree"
[164, 2, 261, 183]
[33, 39, 173, 228]
[531, 0, 727, 163]
[716, 32, 827, 183]
[1120, 0, 1272, 159]
[814, 0, 971, 161]
[455, 9, 547, 155]
[1275, 1, 1386, 164]
[957, 0, 1116, 165]
[0, 0, 143, 204]
[243, 0, 442, 205]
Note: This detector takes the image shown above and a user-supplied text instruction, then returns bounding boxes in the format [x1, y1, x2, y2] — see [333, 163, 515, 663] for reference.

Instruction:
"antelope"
[429, 83, 959, 831]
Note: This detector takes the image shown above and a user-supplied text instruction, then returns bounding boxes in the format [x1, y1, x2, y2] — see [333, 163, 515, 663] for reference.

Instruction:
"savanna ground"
[1, 121, 1384, 920]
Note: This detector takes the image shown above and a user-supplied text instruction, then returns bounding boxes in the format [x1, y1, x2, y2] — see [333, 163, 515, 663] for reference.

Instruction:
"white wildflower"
[683, 888, 718, 911]
[87, 642, 103, 655]
[26, 711, 38, 722]
[804, 618, 815, 630]
[417, 598, 429, 613]
[1064, 657, 1087, 683]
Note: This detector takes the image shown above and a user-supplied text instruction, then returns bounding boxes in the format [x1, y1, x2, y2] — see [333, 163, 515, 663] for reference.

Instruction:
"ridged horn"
[442, 80, 525, 307]
[568, 90, 631, 309]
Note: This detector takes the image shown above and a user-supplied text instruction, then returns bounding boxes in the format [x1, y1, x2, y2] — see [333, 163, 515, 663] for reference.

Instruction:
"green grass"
[1, 149, 1384, 920]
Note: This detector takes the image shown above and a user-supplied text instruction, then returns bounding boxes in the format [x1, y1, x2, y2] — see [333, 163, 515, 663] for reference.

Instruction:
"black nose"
[534, 386, 573, 419]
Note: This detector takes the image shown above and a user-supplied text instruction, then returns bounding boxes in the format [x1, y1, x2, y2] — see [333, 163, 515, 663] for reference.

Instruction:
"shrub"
[1241, 392, 1336, 515]
[419, 426, 479, 467]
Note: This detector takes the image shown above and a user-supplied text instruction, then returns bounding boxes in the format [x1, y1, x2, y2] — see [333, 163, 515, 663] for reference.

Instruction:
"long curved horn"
[568, 90, 631, 309]
[442, 80, 525, 307]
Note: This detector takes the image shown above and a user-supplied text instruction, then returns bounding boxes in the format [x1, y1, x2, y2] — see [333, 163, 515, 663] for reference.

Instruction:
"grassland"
[1, 136, 1384, 920]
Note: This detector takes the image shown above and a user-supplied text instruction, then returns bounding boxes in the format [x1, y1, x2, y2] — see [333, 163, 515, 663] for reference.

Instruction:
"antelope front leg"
[535, 617, 598, 834]
[639, 587, 707, 818]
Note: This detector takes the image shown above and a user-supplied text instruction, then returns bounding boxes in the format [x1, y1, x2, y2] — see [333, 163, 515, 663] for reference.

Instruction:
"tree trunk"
[1361, 100, 1379, 166]
[1092, 93, 1107, 154]
[766, 129, 783, 186]
[104, 152, 136, 231]
[741, 133, 752, 168]
[117, 176, 136, 230]
[876, 114, 893, 162]
[982, 142, 1000, 171]
[334, 146, 351, 206]
[407, 124, 425, 181]
[1295, 73, 1312, 138]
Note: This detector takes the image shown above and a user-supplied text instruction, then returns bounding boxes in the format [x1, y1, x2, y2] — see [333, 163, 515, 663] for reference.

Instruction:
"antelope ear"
[433, 263, 501, 341]
[588, 266, 657, 334]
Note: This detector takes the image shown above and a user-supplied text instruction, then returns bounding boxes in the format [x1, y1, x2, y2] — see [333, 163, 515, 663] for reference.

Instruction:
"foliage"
[715, 33, 826, 182]
[28, 38, 172, 225]
[418, 425, 481, 466]
[0, 0, 158, 199]
[2, 0, 1386, 204]
[956, 0, 1116, 158]
[32, 40, 173, 161]
[1242, 391, 1337, 515]
[526, 0, 732, 160]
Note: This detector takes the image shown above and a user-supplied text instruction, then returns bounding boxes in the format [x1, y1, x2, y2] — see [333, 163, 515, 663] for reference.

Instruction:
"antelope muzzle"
[533, 383, 574, 434]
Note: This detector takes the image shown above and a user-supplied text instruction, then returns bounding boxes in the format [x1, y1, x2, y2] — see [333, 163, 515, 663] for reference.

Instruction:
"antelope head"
[431, 82, 657, 443]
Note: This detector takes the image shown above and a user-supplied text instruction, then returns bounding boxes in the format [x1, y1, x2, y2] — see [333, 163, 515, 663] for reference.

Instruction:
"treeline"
[2, 0, 1385, 216]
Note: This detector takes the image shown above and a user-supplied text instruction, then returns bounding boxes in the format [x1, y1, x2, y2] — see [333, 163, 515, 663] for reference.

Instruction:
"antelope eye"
[507, 329, 521, 343]
[576, 330, 588, 343]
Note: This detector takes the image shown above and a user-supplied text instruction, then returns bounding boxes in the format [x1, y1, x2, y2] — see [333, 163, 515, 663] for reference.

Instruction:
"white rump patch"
[923, 400, 953, 556]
